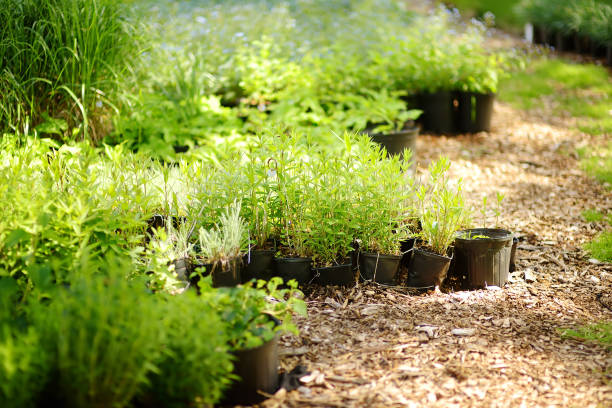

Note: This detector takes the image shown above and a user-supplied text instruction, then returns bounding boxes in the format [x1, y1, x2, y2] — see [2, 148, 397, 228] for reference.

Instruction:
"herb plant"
[417, 156, 471, 256]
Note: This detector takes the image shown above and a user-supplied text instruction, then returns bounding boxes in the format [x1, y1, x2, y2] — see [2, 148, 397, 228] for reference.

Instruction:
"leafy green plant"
[417, 156, 471, 255]
[299, 151, 354, 266]
[29, 261, 165, 408]
[560, 322, 612, 350]
[142, 291, 235, 407]
[352, 134, 416, 255]
[200, 277, 307, 350]
[332, 89, 422, 133]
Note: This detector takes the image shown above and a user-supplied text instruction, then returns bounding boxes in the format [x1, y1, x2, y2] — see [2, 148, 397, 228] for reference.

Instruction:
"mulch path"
[224, 7, 612, 405]
[254, 96, 612, 407]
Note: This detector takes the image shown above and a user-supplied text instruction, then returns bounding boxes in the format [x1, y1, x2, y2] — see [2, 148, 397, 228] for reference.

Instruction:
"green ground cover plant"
[560, 322, 612, 350]
[500, 58, 612, 135]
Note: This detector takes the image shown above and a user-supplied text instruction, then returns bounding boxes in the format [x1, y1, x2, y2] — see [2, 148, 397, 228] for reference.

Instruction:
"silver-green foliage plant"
[197, 200, 248, 268]
[418, 156, 471, 256]
[145, 219, 194, 293]
[29, 262, 165, 408]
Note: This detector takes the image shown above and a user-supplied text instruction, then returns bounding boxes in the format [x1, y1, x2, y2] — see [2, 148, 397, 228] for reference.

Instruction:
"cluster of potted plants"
[141, 130, 516, 293]
[519, 0, 612, 65]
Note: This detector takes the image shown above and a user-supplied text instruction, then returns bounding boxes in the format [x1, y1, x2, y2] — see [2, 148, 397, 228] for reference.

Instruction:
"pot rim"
[455, 228, 513, 242]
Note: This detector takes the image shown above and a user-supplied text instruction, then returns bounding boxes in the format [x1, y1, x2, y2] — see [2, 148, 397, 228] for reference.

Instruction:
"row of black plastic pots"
[531, 25, 612, 65]
[186, 228, 518, 291]
[412, 91, 495, 135]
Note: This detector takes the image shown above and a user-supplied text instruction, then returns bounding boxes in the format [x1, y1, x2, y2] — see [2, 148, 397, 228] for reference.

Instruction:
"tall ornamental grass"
[0, 0, 137, 139]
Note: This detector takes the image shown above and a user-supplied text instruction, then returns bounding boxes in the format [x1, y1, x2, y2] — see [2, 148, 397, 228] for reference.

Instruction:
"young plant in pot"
[453, 193, 514, 289]
[410, 157, 470, 288]
[353, 144, 415, 285]
[334, 89, 422, 159]
[199, 277, 307, 406]
[242, 147, 280, 282]
[145, 217, 193, 294]
[196, 201, 248, 288]
[273, 137, 313, 285]
[301, 153, 356, 286]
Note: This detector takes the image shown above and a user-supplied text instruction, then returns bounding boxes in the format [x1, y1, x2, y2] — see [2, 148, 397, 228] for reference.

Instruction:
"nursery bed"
[267, 101, 612, 407]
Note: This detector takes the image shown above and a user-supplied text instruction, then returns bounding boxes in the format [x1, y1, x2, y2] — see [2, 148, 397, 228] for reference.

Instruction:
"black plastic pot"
[456, 92, 495, 133]
[359, 252, 401, 285]
[533, 25, 548, 45]
[243, 249, 276, 282]
[509, 236, 519, 272]
[400, 238, 416, 269]
[274, 257, 312, 285]
[553, 31, 574, 52]
[223, 321, 280, 405]
[418, 91, 456, 134]
[173, 258, 189, 282]
[369, 126, 418, 160]
[454, 228, 513, 289]
[313, 263, 355, 286]
[212, 258, 243, 288]
[407, 248, 452, 288]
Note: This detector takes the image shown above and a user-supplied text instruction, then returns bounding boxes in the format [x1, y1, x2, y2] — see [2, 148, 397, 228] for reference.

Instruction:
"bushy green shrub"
[0, 280, 48, 408]
[141, 291, 234, 407]
[29, 264, 164, 408]
[0, 324, 48, 408]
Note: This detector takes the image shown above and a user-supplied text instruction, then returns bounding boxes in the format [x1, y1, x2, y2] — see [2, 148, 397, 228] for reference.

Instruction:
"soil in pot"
[456, 92, 495, 133]
[212, 258, 243, 288]
[454, 228, 513, 289]
[359, 252, 402, 285]
[274, 257, 312, 285]
[407, 248, 452, 288]
[369, 125, 418, 160]
[418, 91, 456, 134]
[243, 248, 276, 282]
[313, 262, 355, 286]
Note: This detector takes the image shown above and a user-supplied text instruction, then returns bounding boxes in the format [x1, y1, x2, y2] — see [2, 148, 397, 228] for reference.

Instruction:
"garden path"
[262, 57, 612, 408]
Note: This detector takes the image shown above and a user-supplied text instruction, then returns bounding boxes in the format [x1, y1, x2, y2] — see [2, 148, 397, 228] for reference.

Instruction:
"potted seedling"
[354, 143, 415, 285]
[409, 157, 470, 288]
[196, 201, 248, 287]
[243, 149, 280, 282]
[335, 90, 421, 159]
[454, 193, 514, 289]
[302, 154, 356, 286]
[146, 217, 193, 294]
[272, 136, 313, 285]
[200, 277, 307, 405]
